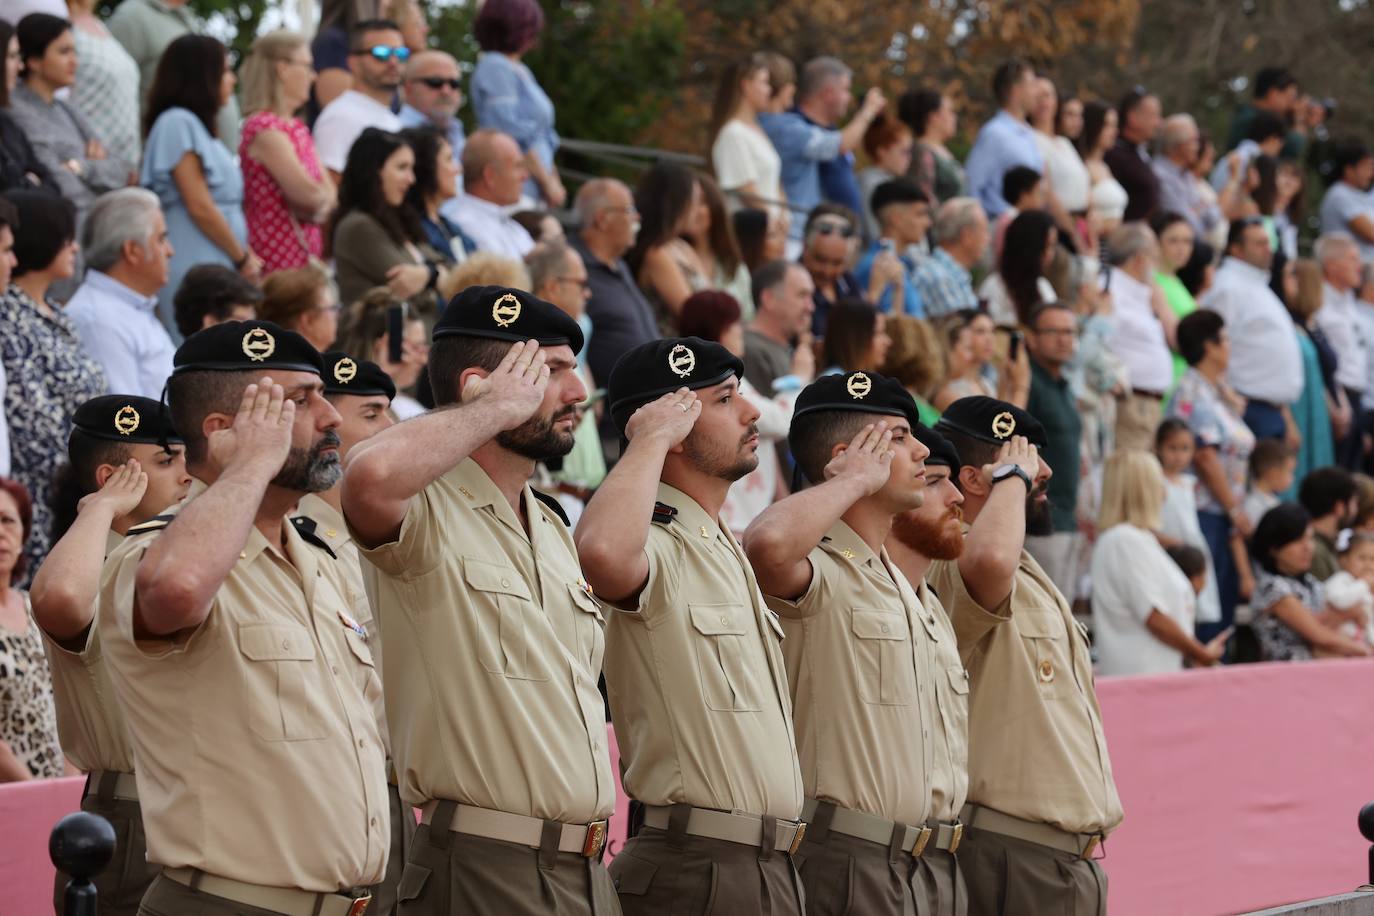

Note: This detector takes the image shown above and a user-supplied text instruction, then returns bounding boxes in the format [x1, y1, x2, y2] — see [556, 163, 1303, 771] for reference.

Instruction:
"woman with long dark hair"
[142, 34, 255, 334]
[401, 124, 474, 265]
[710, 52, 785, 219]
[898, 87, 964, 203]
[626, 162, 707, 332]
[1079, 100, 1127, 233]
[0, 19, 52, 194]
[979, 209, 1058, 326]
[328, 127, 444, 318]
[819, 300, 891, 374]
[682, 173, 752, 314]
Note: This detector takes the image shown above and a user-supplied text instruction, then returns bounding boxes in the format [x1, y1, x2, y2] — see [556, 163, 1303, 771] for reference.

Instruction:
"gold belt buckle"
[346, 895, 372, 916]
[787, 821, 807, 855]
[911, 825, 933, 858]
[948, 821, 964, 855]
[582, 820, 608, 858]
[1080, 834, 1101, 860]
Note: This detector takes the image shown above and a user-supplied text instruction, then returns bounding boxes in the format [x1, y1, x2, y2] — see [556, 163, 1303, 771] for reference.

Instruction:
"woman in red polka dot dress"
[238, 30, 337, 275]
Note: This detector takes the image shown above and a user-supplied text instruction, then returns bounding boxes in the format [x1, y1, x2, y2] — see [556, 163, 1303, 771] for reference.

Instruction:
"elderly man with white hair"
[911, 196, 988, 317]
[1153, 113, 1221, 237]
[64, 188, 176, 398]
[1105, 221, 1177, 450]
[398, 49, 466, 165]
[1316, 231, 1369, 468]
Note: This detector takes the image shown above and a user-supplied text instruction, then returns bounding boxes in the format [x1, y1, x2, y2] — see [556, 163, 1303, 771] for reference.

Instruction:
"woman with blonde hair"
[709, 52, 785, 217]
[878, 314, 943, 425]
[257, 264, 339, 351]
[239, 29, 336, 273]
[335, 287, 431, 419]
[1091, 449, 1231, 675]
[438, 251, 530, 300]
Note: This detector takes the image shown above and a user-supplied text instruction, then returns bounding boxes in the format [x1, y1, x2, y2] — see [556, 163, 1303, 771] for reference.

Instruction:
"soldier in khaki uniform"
[295, 351, 414, 916]
[575, 337, 806, 916]
[31, 395, 191, 916]
[744, 372, 969, 916]
[926, 397, 1123, 914]
[341, 287, 619, 915]
[98, 321, 389, 915]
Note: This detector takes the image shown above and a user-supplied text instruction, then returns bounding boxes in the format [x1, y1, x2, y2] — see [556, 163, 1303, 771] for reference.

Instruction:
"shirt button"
[501, 578, 511, 588]
[370, 817, 378, 827]
[881, 624, 891, 634]
[719, 615, 729, 625]
[282, 639, 291, 650]
[358, 738, 366, 748]
[332, 666, 340, 675]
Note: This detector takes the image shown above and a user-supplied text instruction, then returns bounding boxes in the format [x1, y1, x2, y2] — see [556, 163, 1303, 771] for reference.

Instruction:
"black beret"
[172, 320, 324, 377]
[787, 370, 926, 453]
[934, 396, 1048, 452]
[608, 337, 744, 434]
[433, 285, 583, 354]
[322, 351, 396, 400]
[915, 424, 960, 469]
[71, 395, 181, 446]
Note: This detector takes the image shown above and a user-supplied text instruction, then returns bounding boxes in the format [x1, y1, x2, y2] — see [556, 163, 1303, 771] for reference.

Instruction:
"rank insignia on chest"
[338, 609, 369, 639]
[576, 576, 595, 599]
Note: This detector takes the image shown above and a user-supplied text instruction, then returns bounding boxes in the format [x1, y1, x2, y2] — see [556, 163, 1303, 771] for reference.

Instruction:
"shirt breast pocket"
[1016, 609, 1072, 700]
[849, 609, 915, 706]
[238, 623, 331, 741]
[462, 556, 546, 682]
[689, 603, 761, 712]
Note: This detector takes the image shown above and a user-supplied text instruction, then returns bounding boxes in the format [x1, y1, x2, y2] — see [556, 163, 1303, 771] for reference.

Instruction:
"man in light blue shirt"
[761, 56, 887, 240]
[398, 50, 466, 167]
[913, 198, 988, 318]
[964, 59, 1043, 218]
[853, 178, 931, 317]
[65, 189, 176, 399]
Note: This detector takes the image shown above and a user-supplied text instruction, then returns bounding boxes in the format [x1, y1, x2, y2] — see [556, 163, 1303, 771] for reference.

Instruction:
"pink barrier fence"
[9, 660, 1374, 915]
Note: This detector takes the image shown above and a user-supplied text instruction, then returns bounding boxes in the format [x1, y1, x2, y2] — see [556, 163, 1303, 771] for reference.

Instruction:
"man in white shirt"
[1316, 231, 1369, 469]
[65, 188, 176, 399]
[313, 18, 406, 181]
[1103, 222, 1175, 451]
[441, 129, 534, 260]
[1200, 218, 1304, 440]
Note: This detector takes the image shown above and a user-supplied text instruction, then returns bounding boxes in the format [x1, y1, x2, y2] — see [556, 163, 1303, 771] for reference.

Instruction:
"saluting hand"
[979, 435, 1040, 489]
[77, 460, 148, 518]
[625, 388, 701, 448]
[208, 378, 296, 481]
[823, 421, 894, 495]
[462, 339, 549, 430]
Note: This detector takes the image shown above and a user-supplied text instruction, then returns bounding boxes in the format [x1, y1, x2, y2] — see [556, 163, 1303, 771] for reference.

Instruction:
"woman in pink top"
[238, 30, 336, 274]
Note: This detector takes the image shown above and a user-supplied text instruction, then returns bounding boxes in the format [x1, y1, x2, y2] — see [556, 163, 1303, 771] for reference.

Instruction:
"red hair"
[678, 291, 742, 342]
[0, 477, 33, 580]
[862, 114, 911, 161]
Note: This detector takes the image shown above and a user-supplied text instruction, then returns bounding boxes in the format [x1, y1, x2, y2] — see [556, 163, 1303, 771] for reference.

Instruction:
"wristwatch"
[990, 463, 1033, 491]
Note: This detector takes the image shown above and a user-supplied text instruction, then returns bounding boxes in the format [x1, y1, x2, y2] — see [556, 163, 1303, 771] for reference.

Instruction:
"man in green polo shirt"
[1023, 303, 1083, 600]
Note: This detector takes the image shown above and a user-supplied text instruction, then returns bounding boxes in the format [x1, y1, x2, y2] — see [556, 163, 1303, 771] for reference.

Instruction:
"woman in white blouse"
[709, 53, 786, 219]
[1029, 78, 1090, 216]
[1091, 449, 1231, 676]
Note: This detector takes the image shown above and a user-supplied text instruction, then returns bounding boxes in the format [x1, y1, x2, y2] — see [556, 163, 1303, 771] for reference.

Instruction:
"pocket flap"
[462, 557, 532, 600]
[568, 583, 605, 622]
[343, 629, 376, 667]
[947, 664, 970, 695]
[1016, 609, 1063, 639]
[690, 603, 747, 636]
[851, 610, 907, 640]
[396, 862, 431, 902]
[238, 624, 316, 661]
[611, 851, 658, 896]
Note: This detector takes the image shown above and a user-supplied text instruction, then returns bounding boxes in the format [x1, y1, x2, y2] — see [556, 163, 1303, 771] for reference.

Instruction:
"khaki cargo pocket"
[849, 609, 915, 705]
[690, 603, 761, 711]
[396, 861, 432, 908]
[462, 556, 546, 681]
[237, 623, 329, 741]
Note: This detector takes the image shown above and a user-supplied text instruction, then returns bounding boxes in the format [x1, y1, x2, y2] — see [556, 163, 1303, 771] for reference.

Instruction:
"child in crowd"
[1166, 544, 1234, 664]
[1243, 439, 1297, 525]
[1155, 418, 1226, 628]
[1325, 530, 1374, 650]
[993, 165, 1044, 259]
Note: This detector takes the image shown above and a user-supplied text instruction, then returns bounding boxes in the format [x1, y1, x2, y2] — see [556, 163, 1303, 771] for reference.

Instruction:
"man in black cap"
[97, 320, 390, 915]
[32, 395, 190, 916]
[294, 351, 412, 916]
[926, 396, 1122, 915]
[575, 337, 805, 916]
[342, 287, 618, 915]
[744, 373, 968, 916]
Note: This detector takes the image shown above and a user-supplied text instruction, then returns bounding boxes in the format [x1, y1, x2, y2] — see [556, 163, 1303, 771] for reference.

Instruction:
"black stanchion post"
[49, 811, 116, 916]
[1358, 802, 1374, 886]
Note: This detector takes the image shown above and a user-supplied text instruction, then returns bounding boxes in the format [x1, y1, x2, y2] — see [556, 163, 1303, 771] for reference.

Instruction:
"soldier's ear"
[958, 464, 988, 498]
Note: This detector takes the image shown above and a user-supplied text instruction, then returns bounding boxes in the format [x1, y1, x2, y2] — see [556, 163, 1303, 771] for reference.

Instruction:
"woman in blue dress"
[142, 34, 260, 340]
[1272, 253, 1335, 497]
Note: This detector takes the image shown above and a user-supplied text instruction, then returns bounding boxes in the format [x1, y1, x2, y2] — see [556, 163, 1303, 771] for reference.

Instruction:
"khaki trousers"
[397, 799, 620, 916]
[793, 806, 966, 916]
[959, 826, 1106, 916]
[610, 819, 804, 916]
[53, 775, 157, 916]
[1114, 392, 1164, 453]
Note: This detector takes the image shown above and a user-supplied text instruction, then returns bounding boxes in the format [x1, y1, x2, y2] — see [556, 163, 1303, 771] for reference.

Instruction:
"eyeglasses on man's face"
[360, 45, 411, 63]
[415, 76, 460, 90]
[812, 219, 855, 238]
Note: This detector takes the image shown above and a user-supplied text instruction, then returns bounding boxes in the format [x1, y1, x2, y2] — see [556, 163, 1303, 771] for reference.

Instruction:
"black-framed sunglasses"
[416, 76, 461, 90]
[812, 219, 855, 239]
[361, 45, 411, 63]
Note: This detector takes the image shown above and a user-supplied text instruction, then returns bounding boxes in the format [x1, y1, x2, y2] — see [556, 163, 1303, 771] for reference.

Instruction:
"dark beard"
[1025, 482, 1054, 537]
[683, 424, 759, 483]
[496, 406, 577, 461]
[891, 508, 965, 560]
[272, 430, 342, 493]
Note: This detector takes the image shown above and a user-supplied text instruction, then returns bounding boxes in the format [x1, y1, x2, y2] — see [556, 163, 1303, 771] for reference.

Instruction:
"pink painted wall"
[12, 661, 1374, 915]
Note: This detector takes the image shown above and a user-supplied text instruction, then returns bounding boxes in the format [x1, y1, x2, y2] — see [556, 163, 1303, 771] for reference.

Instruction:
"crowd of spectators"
[3, 0, 1374, 778]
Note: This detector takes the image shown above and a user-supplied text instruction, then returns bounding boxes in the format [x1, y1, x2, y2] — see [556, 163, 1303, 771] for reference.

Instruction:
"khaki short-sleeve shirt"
[927, 549, 1123, 835]
[98, 483, 390, 892]
[40, 531, 135, 773]
[601, 483, 803, 819]
[763, 521, 964, 827]
[355, 458, 614, 823]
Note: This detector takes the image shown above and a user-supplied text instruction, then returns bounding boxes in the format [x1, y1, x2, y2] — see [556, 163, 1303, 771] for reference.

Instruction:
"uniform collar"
[82, 271, 160, 314]
[821, 519, 880, 568]
[448, 457, 531, 539]
[296, 493, 350, 550]
[184, 476, 293, 565]
[656, 482, 728, 545]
